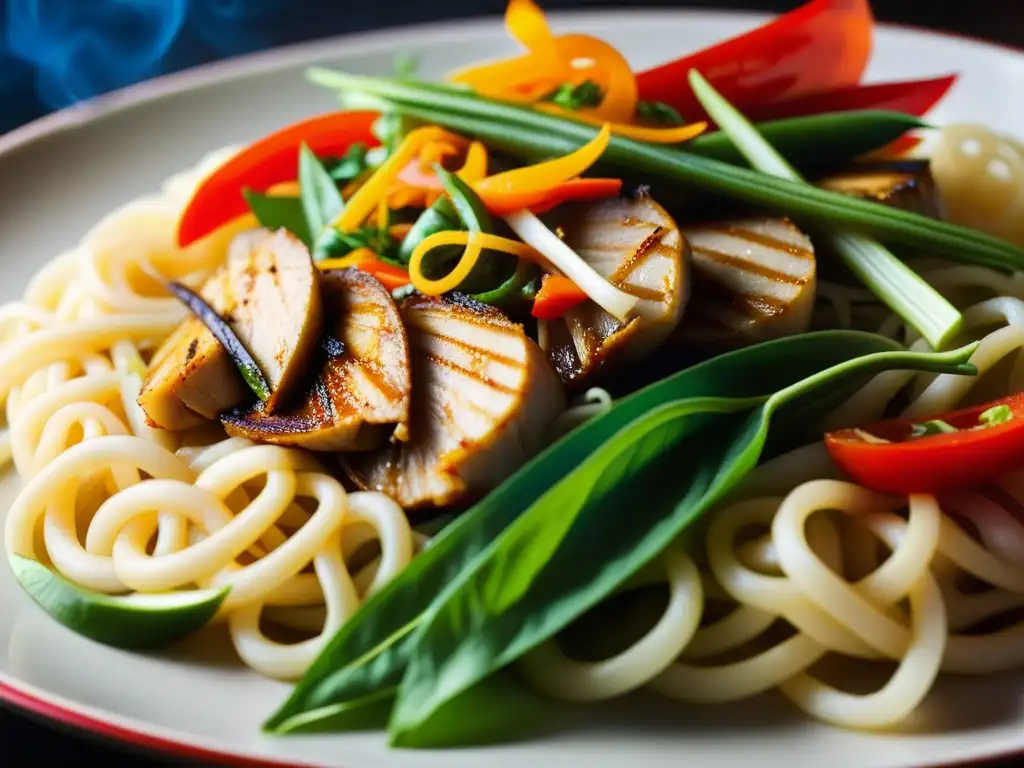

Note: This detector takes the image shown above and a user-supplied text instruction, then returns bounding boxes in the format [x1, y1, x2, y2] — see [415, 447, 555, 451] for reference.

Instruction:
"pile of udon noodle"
[2, 124, 1024, 731]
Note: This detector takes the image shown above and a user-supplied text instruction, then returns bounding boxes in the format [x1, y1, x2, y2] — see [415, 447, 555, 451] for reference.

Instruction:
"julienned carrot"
[317, 249, 411, 290]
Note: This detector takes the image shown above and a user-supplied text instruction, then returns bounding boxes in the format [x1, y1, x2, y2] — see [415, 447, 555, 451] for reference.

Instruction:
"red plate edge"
[0, 678, 303, 767]
[0, 13, 1023, 768]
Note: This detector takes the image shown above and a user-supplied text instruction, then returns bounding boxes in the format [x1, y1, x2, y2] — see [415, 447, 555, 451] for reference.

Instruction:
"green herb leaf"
[471, 261, 539, 307]
[304, 70, 1023, 273]
[394, 52, 419, 79]
[242, 189, 313, 249]
[323, 143, 369, 183]
[265, 331, 977, 735]
[298, 143, 344, 245]
[687, 69, 962, 350]
[314, 225, 401, 264]
[433, 164, 493, 234]
[979, 403, 1013, 427]
[398, 197, 463, 264]
[911, 419, 958, 438]
[636, 100, 684, 126]
[384, 338, 978, 746]
[544, 80, 604, 111]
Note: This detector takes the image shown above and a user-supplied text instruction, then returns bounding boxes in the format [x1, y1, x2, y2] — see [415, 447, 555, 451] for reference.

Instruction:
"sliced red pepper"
[531, 274, 589, 319]
[482, 178, 623, 216]
[636, 0, 873, 122]
[745, 75, 957, 122]
[824, 394, 1024, 495]
[177, 111, 379, 248]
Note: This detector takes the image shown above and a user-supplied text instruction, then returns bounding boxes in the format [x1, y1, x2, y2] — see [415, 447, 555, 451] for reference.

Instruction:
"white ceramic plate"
[1, 9, 1023, 768]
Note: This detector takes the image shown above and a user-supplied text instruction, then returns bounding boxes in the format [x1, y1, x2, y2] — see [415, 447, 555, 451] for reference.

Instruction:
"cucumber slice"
[9, 554, 228, 650]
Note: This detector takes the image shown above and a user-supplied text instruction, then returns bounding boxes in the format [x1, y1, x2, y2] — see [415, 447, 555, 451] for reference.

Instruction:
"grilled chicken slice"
[818, 160, 946, 219]
[221, 268, 410, 451]
[139, 268, 248, 430]
[139, 228, 323, 429]
[544, 193, 688, 389]
[672, 217, 817, 348]
[224, 228, 323, 411]
[343, 294, 565, 510]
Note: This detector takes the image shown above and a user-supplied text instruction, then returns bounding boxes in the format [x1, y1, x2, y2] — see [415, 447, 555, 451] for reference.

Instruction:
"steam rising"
[2, 0, 288, 128]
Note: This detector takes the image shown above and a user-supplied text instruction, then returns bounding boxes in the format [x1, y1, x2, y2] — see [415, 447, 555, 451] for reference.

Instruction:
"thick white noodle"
[522, 264, 1024, 730]
[0, 149, 419, 680]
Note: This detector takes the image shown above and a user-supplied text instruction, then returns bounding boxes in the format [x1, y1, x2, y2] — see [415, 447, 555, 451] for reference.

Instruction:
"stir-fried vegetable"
[177, 111, 378, 247]
[532, 274, 587, 319]
[825, 394, 1024, 494]
[635, 0, 873, 121]
[307, 72, 1024, 275]
[687, 69, 963, 350]
[317, 250, 411, 291]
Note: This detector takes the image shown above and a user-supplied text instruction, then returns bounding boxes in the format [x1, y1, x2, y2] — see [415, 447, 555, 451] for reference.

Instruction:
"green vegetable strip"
[683, 71, 962, 349]
[306, 69, 1024, 273]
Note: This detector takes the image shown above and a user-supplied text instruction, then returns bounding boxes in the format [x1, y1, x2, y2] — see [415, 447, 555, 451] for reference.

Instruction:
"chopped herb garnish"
[544, 80, 604, 111]
[979, 404, 1013, 427]
[314, 224, 402, 264]
[323, 143, 369, 183]
[394, 52, 419, 79]
[911, 419, 957, 438]
[636, 100, 685, 126]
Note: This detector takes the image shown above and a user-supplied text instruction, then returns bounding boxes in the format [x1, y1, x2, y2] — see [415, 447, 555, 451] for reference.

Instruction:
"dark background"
[1, 0, 1023, 766]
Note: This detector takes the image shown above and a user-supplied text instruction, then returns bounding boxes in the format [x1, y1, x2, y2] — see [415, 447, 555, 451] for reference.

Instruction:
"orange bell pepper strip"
[176, 111, 379, 247]
[473, 124, 612, 212]
[487, 177, 623, 216]
[635, 0, 873, 122]
[531, 274, 589, 319]
[317, 249, 411, 291]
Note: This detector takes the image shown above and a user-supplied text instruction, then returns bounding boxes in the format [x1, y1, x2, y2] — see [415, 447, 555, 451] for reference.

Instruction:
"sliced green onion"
[911, 419, 957, 438]
[687, 69, 962, 350]
[979, 404, 1013, 427]
[503, 210, 638, 322]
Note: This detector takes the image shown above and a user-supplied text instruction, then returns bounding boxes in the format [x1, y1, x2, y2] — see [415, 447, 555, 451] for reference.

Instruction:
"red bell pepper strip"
[176, 111, 379, 248]
[824, 394, 1024, 495]
[636, 0, 873, 122]
[531, 274, 589, 319]
[745, 75, 958, 123]
[482, 178, 623, 216]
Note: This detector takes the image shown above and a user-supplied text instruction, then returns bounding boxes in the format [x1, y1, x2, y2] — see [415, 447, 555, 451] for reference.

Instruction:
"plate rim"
[1, 8, 1023, 767]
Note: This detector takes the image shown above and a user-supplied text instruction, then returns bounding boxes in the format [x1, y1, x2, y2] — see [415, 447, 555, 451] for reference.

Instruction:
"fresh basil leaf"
[545, 80, 604, 111]
[324, 143, 369, 183]
[314, 224, 401, 264]
[636, 100, 684, 126]
[386, 339, 979, 746]
[299, 142, 344, 244]
[264, 332, 976, 735]
[243, 189, 313, 249]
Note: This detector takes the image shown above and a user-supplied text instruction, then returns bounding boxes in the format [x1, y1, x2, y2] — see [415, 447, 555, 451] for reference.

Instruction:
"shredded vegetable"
[503, 209, 638, 321]
[408, 230, 542, 295]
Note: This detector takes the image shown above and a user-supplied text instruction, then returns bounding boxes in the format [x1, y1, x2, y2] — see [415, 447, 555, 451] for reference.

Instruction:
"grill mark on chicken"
[692, 244, 810, 285]
[698, 224, 814, 259]
[422, 352, 520, 396]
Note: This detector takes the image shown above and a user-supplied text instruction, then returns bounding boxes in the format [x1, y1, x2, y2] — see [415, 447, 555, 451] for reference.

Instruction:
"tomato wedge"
[824, 394, 1024, 495]
[635, 0, 873, 122]
[177, 111, 379, 248]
